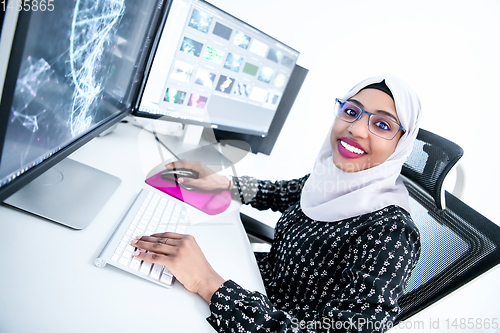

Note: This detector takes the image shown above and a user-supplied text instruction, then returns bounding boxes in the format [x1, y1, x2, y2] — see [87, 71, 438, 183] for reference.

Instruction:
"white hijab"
[300, 75, 421, 222]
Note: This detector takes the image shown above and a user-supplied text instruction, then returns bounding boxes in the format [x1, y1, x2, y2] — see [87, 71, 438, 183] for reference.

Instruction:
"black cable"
[153, 130, 179, 160]
[126, 117, 180, 160]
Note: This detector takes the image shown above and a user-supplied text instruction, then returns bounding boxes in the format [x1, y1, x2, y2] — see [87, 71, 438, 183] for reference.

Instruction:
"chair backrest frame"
[395, 129, 500, 324]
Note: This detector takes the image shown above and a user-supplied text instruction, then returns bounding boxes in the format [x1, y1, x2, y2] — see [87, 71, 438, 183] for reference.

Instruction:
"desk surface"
[0, 120, 266, 333]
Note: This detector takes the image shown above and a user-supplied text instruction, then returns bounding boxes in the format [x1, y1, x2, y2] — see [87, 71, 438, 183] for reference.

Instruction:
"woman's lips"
[337, 137, 366, 159]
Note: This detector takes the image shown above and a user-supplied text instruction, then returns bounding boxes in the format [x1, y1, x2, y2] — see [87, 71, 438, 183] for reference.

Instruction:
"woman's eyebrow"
[347, 98, 399, 122]
[376, 110, 399, 122]
[347, 98, 364, 109]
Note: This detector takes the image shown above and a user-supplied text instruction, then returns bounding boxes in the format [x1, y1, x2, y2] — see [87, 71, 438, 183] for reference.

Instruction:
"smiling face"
[330, 88, 403, 172]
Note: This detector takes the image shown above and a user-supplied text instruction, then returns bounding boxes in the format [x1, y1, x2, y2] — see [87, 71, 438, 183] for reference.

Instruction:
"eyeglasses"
[334, 98, 406, 140]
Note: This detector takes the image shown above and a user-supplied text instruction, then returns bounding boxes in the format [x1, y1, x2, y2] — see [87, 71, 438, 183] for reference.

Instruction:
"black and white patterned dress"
[206, 175, 420, 333]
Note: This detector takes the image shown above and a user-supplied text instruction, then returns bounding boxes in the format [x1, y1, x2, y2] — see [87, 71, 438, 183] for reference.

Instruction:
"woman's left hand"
[131, 232, 225, 303]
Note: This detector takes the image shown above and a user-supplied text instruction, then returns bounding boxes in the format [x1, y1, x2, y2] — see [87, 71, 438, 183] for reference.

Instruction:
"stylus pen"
[217, 142, 225, 170]
[151, 123, 180, 161]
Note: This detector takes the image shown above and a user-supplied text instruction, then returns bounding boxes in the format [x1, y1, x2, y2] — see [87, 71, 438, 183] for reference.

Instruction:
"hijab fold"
[300, 75, 421, 222]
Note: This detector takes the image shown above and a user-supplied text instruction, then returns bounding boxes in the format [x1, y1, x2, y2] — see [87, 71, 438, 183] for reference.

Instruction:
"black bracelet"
[227, 177, 232, 190]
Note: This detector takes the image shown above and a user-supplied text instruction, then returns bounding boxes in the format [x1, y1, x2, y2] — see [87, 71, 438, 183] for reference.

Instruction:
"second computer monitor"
[136, 0, 300, 137]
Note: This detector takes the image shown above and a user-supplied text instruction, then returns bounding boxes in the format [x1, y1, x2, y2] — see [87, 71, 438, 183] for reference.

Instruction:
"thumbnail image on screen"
[195, 68, 216, 88]
[180, 37, 204, 57]
[213, 22, 232, 40]
[188, 94, 208, 108]
[170, 61, 195, 82]
[249, 86, 268, 103]
[258, 67, 275, 83]
[273, 73, 287, 89]
[249, 39, 268, 57]
[204, 46, 225, 64]
[224, 53, 244, 72]
[267, 48, 283, 63]
[233, 82, 251, 97]
[281, 55, 294, 68]
[188, 9, 213, 33]
[164, 88, 187, 104]
[267, 93, 280, 105]
[242, 62, 259, 76]
[215, 75, 235, 94]
[232, 31, 250, 49]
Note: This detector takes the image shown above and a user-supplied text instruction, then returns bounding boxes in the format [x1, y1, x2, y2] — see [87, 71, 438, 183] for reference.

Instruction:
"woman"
[131, 75, 422, 332]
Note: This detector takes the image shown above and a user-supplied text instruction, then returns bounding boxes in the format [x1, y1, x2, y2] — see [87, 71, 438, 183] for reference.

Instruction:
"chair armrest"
[240, 213, 275, 244]
[451, 163, 466, 199]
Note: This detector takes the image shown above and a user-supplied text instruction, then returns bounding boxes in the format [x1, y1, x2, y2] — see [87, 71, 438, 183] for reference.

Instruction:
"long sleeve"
[206, 206, 420, 333]
[207, 280, 296, 333]
[231, 174, 310, 213]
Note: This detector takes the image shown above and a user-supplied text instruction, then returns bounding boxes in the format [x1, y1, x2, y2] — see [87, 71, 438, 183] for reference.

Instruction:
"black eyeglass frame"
[334, 98, 406, 140]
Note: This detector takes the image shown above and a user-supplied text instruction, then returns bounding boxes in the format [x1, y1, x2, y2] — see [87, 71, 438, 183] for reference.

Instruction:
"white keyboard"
[95, 188, 189, 287]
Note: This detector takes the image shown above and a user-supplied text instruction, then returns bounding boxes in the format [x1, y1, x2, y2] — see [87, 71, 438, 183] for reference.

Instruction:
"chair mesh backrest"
[395, 129, 500, 324]
[402, 128, 464, 209]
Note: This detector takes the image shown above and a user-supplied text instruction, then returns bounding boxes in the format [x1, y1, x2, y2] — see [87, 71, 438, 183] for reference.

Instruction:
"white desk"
[0, 120, 266, 333]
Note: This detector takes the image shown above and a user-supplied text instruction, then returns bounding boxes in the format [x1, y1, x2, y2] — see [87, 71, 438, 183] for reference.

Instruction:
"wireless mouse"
[161, 168, 199, 190]
[160, 168, 199, 179]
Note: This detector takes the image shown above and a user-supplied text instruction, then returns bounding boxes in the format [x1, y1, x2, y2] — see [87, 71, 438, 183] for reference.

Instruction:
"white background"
[207, 0, 500, 225]
[206, 0, 500, 331]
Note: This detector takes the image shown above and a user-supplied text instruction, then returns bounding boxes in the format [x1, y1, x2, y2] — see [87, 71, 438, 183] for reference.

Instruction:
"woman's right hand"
[165, 159, 232, 191]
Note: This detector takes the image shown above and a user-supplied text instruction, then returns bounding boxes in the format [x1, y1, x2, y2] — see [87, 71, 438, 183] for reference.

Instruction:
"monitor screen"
[135, 0, 300, 137]
[0, 1, 163, 203]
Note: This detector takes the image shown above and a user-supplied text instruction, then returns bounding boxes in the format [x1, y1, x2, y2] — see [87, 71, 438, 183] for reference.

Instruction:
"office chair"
[240, 128, 500, 324]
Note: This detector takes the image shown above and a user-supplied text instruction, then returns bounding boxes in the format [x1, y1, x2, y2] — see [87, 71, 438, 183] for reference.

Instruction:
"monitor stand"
[4, 158, 121, 230]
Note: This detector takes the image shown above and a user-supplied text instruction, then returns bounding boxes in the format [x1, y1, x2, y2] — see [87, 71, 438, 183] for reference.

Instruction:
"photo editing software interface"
[138, 0, 300, 136]
[0, 1, 158, 191]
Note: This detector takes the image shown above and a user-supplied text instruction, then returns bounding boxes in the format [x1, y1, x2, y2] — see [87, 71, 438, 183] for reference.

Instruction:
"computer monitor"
[135, 0, 302, 140]
[0, 0, 166, 229]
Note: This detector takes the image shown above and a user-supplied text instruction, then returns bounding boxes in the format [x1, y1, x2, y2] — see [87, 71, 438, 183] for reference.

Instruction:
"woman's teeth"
[340, 140, 365, 155]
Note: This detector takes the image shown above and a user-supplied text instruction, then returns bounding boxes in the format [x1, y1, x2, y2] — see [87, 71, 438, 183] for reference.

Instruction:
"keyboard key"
[130, 258, 141, 271]
[140, 261, 153, 275]
[150, 264, 163, 280]
[122, 251, 133, 260]
[160, 272, 173, 285]
[119, 257, 130, 266]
